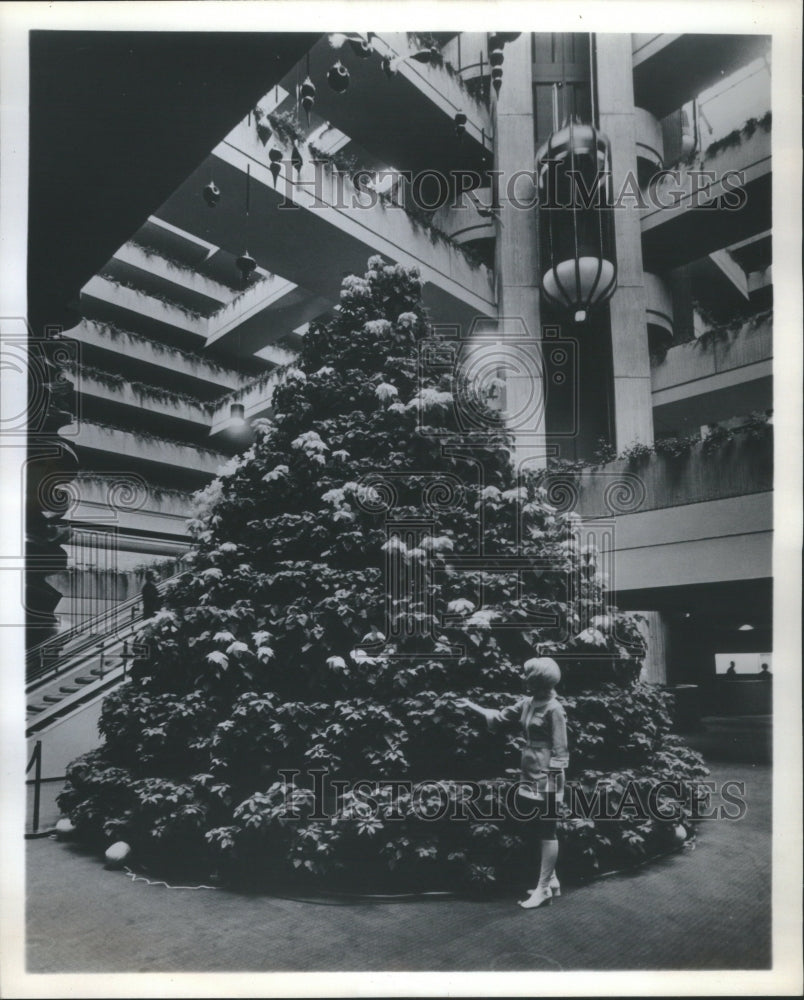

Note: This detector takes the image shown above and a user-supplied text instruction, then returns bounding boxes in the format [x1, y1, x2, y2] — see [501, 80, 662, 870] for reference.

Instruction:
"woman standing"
[457, 657, 569, 909]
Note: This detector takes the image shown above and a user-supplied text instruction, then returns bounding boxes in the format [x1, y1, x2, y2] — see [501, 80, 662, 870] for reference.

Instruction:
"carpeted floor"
[25, 724, 772, 973]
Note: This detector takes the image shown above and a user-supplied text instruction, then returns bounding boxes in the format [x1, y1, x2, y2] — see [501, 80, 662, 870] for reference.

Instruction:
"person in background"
[141, 570, 161, 620]
[726, 661, 737, 677]
[759, 662, 771, 681]
[457, 657, 569, 910]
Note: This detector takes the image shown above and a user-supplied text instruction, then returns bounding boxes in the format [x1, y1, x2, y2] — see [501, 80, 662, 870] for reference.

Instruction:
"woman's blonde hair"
[523, 656, 561, 694]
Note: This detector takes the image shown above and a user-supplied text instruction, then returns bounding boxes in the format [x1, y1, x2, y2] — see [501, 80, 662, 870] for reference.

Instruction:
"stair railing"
[26, 568, 185, 686]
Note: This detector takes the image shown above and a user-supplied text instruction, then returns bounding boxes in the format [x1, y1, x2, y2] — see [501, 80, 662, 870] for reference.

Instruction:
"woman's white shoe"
[527, 874, 561, 897]
[519, 886, 553, 909]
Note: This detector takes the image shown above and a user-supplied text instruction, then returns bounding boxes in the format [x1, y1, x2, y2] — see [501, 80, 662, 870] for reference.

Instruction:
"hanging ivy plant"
[210, 361, 298, 414]
[84, 418, 225, 459]
[98, 272, 207, 321]
[653, 434, 698, 460]
[694, 307, 772, 349]
[75, 472, 192, 505]
[68, 362, 210, 412]
[703, 110, 772, 160]
[264, 109, 307, 148]
[88, 321, 241, 379]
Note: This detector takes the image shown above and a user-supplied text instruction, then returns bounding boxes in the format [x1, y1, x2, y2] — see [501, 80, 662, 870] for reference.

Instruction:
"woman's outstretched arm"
[454, 698, 494, 720]
[455, 697, 524, 731]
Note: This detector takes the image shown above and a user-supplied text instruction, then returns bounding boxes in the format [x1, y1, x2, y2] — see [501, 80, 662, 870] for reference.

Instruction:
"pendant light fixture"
[327, 60, 350, 93]
[300, 77, 316, 125]
[202, 180, 221, 207]
[235, 164, 257, 288]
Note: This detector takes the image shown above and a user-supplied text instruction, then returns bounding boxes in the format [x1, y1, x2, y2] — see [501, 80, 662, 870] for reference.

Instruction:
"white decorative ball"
[104, 841, 132, 868]
[55, 818, 75, 839]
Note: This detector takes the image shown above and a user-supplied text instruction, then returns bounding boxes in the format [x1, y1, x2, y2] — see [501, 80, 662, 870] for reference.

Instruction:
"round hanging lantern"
[536, 117, 617, 323]
[453, 110, 467, 139]
[202, 181, 221, 207]
[235, 251, 256, 286]
[300, 76, 316, 124]
[327, 61, 350, 93]
[230, 402, 246, 424]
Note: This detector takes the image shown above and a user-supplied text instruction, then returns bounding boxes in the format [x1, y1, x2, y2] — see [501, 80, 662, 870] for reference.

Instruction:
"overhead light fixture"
[737, 623, 755, 631]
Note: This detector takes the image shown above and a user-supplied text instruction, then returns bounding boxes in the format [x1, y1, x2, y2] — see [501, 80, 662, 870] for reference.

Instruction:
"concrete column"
[596, 34, 654, 449]
[638, 610, 671, 684]
[493, 33, 546, 472]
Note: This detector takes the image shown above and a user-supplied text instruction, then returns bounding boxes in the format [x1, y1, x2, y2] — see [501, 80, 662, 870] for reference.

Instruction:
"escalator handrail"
[25, 568, 186, 681]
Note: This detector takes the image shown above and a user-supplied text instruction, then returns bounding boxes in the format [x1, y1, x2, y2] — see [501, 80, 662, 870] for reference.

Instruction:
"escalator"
[25, 572, 183, 816]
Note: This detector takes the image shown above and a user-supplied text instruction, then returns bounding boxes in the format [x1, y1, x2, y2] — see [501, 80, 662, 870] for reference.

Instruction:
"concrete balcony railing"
[431, 186, 496, 246]
[644, 272, 674, 350]
[69, 476, 192, 517]
[204, 275, 325, 358]
[634, 106, 665, 181]
[110, 242, 233, 312]
[62, 476, 193, 542]
[66, 421, 226, 479]
[72, 369, 211, 428]
[88, 259, 315, 363]
[641, 122, 771, 270]
[652, 310, 772, 394]
[159, 119, 496, 333]
[542, 433, 773, 593]
[567, 433, 772, 519]
[68, 319, 248, 395]
[82, 275, 209, 338]
[650, 310, 772, 431]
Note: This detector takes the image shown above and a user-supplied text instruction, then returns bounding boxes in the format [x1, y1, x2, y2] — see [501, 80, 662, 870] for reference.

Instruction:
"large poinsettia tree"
[60, 256, 707, 891]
